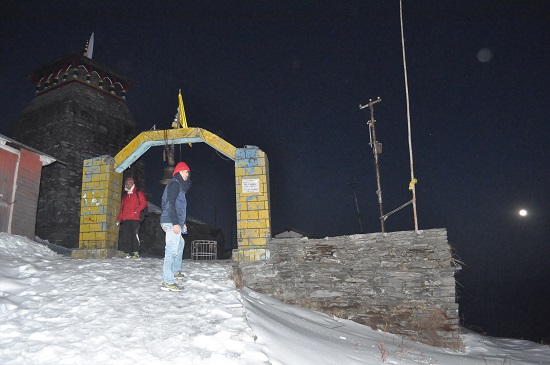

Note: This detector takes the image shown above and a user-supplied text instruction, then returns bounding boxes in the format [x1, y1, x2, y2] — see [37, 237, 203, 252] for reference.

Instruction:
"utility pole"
[348, 180, 363, 233]
[359, 97, 385, 233]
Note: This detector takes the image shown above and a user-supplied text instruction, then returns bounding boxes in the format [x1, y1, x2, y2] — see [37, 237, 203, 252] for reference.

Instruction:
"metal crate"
[191, 240, 217, 260]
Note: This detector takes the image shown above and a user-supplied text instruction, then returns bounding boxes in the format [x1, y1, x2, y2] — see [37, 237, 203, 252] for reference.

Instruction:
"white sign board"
[242, 179, 260, 193]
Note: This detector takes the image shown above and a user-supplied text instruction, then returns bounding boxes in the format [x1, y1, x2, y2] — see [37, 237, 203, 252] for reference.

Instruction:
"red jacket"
[117, 190, 147, 222]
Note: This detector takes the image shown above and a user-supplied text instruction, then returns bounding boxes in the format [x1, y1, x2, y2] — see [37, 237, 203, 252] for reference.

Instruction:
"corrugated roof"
[0, 134, 58, 166]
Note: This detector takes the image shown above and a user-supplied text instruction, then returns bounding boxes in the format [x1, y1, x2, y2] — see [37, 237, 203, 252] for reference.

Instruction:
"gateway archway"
[73, 128, 270, 261]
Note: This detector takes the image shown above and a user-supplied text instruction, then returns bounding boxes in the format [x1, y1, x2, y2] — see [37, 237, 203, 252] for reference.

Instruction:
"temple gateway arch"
[73, 127, 270, 261]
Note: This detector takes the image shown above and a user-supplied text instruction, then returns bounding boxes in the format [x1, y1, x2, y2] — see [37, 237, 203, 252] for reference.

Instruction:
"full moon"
[519, 209, 528, 216]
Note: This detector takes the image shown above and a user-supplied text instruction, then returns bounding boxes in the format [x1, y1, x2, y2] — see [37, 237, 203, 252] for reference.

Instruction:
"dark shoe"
[174, 272, 185, 279]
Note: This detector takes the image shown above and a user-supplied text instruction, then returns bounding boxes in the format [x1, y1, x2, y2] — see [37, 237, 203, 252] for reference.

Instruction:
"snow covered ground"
[0, 232, 548, 364]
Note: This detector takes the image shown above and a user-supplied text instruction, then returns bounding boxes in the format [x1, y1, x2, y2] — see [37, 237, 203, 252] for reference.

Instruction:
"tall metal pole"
[400, 0, 419, 231]
[348, 180, 363, 233]
[359, 97, 385, 233]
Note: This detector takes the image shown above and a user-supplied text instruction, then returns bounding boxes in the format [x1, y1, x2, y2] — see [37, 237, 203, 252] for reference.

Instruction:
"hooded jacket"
[160, 173, 191, 226]
[117, 187, 147, 222]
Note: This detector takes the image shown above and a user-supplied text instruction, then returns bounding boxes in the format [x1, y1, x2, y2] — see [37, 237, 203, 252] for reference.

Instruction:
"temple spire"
[84, 32, 94, 59]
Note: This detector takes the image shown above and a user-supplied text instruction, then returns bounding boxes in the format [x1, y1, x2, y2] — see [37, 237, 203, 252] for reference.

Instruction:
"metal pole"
[400, 0, 419, 231]
[359, 97, 385, 233]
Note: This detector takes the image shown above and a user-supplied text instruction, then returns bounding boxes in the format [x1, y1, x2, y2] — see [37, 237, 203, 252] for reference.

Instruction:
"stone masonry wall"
[235, 228, 462, 350]
[12, 81, 142, 248]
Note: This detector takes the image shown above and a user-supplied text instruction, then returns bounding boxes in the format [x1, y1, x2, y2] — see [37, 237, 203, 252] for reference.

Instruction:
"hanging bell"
[160, 165, 175, 185]
[163, 144, 175, 165]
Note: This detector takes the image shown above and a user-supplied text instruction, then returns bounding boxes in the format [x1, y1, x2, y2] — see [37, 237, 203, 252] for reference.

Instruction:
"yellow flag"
[178, 89, 188, 128]
[178, 89, 192, 147]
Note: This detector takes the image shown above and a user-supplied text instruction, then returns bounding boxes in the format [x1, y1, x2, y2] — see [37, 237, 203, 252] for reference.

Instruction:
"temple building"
[12, 50, 144, 248]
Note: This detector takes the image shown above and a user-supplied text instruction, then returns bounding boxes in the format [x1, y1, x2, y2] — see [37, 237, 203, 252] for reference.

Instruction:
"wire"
[382, 200, 412, 221]
[214, 149, 232, 161]
[197, 129, 233, 161]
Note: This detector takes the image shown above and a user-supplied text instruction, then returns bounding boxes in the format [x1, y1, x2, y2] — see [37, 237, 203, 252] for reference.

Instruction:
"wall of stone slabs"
[235, 228, 462, 350]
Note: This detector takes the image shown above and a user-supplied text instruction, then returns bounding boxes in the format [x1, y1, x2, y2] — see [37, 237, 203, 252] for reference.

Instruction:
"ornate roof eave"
[27, 52, 135, 90]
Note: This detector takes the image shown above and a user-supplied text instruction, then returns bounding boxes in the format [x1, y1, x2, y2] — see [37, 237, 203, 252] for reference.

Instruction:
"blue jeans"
[161, 223, 185, 284]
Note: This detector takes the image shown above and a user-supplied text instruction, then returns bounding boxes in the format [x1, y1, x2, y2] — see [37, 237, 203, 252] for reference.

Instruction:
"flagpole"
[400, 0, 419, 232]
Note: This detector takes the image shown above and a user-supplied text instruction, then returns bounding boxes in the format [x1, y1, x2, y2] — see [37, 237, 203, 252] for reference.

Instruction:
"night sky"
[1, 1, 549, 343]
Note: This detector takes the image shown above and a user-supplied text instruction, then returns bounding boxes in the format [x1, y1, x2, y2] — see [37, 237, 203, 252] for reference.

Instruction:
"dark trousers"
[119, 220, 141, 253]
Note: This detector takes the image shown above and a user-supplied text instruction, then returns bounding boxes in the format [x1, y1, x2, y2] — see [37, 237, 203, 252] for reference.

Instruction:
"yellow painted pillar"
[72, 155, 123, 259]
[233, 146, 271, 261]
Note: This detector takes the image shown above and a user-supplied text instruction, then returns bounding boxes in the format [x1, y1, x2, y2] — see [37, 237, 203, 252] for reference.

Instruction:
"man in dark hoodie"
[159, 161, 191, 292]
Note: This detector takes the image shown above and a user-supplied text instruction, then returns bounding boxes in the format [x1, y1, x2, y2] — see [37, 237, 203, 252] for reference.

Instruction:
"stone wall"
[235, 228, 462, 350]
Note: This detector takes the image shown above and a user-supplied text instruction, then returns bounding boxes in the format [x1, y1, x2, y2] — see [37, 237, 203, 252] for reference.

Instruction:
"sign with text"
[242, 179, 260, 193]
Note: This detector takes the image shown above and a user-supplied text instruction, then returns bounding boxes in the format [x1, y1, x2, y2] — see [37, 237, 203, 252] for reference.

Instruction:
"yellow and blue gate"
[72, 127, 270, 261]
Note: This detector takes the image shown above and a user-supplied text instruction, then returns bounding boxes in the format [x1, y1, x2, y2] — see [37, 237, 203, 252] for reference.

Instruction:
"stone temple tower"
[12, 51, 144, 248]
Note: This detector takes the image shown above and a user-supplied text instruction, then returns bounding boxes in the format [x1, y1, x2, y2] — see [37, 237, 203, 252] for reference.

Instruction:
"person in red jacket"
[116, 178, 148, 258]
